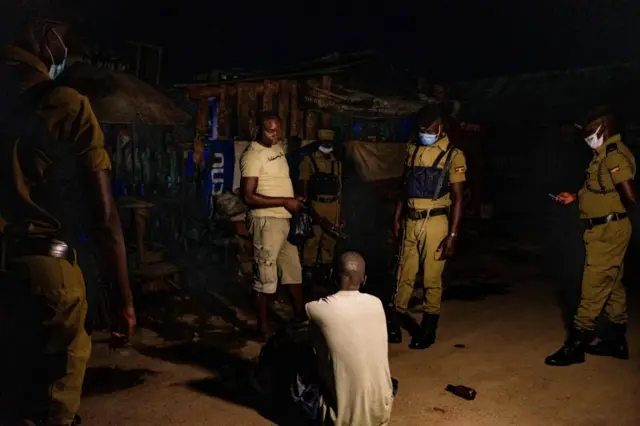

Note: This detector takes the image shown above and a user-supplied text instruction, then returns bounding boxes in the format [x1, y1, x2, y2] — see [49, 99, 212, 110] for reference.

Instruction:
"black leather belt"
[313, 195, 338, 203]
[406, 208, 449, 221]
[583, 212, 628, 229]
[3, 237, 75, 264]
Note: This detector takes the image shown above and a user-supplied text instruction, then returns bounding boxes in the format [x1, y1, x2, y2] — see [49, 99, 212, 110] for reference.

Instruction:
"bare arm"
[393, 198, 404, 224]
[87, 170, 132, 308]
[616, 179, 638, 209]
[450, 182, 464, 235]
[241, 177, 296, 209]
[604, 151, 636, 208]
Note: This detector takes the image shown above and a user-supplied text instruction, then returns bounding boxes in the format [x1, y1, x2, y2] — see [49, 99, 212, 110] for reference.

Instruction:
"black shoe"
[409, 313, 439, 350]
[585, 323, 629, 360]
[302, 267, 315, 285]
[386, 310, 403, 344]
[16, 414, 82, 426]
[544, 329, 592, 366]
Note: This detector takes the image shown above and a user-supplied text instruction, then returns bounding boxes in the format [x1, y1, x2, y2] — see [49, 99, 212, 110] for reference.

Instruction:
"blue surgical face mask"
[418, 132, 438, 146]
[44, 29, 68, 80]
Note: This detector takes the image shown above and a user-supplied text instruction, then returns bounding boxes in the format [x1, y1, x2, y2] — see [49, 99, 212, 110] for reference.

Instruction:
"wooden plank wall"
[187, 78, 329, 167]
[290, 82, 299, 137]
[278, 80, 290, 140]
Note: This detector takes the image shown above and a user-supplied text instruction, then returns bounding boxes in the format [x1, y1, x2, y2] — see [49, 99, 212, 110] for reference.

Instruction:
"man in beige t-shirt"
[240, 111, 305, 338]
[306, 252, 393, 426]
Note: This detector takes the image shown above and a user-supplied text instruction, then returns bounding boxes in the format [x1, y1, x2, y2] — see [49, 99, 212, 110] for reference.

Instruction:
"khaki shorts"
[248, 215, 302, 294]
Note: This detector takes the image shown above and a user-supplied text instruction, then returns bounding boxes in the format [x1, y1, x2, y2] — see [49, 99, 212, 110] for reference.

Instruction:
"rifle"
[306, 203, 348, 241]
[388, 224, 405, 309]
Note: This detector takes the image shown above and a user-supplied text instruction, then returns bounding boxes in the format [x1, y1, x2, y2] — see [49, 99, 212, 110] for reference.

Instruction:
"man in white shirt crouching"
[306, 252, 393, 426]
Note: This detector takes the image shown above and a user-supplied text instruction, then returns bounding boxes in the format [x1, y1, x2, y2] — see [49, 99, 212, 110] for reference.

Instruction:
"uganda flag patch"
[610, 166, 621, 173]
[455, 166, 466, 173]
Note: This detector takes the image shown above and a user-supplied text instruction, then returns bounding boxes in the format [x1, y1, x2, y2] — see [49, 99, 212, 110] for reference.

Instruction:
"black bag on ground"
[288, 208, 314, 246]
[253, 319, 318, 425]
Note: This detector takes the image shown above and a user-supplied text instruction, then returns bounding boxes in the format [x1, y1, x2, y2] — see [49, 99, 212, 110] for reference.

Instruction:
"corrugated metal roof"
[176, 51, 380, 87]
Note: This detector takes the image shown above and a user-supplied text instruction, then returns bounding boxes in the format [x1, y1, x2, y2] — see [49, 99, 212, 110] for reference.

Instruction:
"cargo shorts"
[248, 215, 303, 294]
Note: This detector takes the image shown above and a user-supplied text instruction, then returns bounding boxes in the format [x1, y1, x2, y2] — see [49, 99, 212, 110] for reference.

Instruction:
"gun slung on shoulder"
[307, 205, 348, 240]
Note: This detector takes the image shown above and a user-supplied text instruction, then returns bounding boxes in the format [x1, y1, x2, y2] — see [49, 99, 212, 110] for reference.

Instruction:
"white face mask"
[44, 29, 68, 80]
[585, 125, 604, 150]
[319, 145, 334, 154]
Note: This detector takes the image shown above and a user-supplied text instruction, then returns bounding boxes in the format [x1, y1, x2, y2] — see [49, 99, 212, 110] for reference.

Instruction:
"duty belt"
[313, 195, 338, 203]
[2, 236, 75, 265]
[406, 208, 449, 221]
[583, 212, 628, 230]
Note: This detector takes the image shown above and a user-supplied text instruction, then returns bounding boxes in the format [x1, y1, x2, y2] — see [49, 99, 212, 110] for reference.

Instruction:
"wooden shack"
[176, 51, 427, 169]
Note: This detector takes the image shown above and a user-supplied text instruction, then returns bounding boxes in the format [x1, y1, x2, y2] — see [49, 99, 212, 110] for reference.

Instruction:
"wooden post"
[321, 75, 331, 91]
[218, 85, 228, 138]
[305, 111, 317, 140]
[193, 97, 208, 169]
[263, 80, 274, 111]
[290, 82, 299, 137]
[321, 75, 332, 128]
[278, 80, 290, 138]
[237, 84, 249, 140]
[247, 84, 258, 140]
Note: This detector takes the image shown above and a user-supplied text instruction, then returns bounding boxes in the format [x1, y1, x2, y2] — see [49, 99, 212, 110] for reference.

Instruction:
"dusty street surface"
[78, 239, 640, 426]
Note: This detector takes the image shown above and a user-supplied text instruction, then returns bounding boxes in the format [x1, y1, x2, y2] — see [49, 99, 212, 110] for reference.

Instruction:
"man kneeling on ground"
[306, 252, 394, 426]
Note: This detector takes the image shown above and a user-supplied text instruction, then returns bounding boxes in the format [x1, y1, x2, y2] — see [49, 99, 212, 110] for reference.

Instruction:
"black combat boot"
[302, 266, 315, 285]
[386, 310, 404, 344]
[409, 313, 439, 350]
[319, 264, 333, 287]
[544, 329, 592, 366]
[585, 322, 629, 360]
[15, 414, 81, 426]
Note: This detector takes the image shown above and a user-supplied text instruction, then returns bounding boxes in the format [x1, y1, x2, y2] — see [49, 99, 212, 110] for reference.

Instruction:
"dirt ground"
[78, 238, 640, 426]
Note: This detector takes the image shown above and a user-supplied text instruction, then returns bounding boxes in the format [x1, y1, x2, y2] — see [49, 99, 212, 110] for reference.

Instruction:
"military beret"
[415, 103, 443, 127]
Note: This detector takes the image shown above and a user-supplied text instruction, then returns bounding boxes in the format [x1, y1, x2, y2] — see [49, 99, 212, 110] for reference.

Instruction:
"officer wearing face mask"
[545, 106, 636, 367]
[387, 104, 467, 349]
[298, 129, 343, 284]
[0, 9, 134, 426]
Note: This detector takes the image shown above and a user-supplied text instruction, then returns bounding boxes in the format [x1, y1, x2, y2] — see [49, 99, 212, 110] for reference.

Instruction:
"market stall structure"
[177, 51, 485, 217]
[176, 51, 486, 301]
[59, 62, 192, 301]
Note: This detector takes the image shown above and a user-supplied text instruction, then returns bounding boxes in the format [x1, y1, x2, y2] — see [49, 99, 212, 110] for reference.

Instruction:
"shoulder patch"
[606, 143, 618, 154]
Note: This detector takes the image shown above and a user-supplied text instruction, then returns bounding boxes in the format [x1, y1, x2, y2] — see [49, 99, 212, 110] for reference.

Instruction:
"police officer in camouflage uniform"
[546, 106, 636, 367]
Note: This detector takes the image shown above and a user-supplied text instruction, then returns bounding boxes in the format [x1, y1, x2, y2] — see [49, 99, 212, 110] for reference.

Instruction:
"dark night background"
[1, 1, 639, 422]
[65, 0, 639, 294]
[70, 0, 640, 82]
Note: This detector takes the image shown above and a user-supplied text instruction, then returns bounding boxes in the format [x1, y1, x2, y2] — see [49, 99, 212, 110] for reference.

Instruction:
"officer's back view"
[0, 6, 135, 426]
